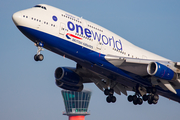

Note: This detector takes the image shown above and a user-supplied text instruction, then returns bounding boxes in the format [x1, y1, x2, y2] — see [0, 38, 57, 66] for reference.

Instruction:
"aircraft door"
[59, 23, 65, 38]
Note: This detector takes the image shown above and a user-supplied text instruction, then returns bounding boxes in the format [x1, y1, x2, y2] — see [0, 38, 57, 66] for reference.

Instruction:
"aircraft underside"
[16, 26, 180, 105]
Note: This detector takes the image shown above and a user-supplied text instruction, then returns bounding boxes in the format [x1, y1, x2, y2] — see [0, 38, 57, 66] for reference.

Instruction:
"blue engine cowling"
[147, 62, 177, 80]
[55, 67, 83, 86]
[56, 80, 83, 92]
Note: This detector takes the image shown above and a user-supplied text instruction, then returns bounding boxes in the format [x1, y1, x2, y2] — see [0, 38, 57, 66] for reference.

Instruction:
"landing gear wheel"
[148, 95, 153, 104]
[137, 98, 143, 105]
[34, 54, 44, 61]
[148, 99, 153, 104]
[104, 88, 116, 103]
[153, 94, 159, 101]
[34, 54, 39, 61]
[106, 96, 111, 103]
[104, 88, 114, 95]
[111, 96, 116, 103]
[128, 95, 133, 102]
[132, 95, 138, 105]
[152, 100, 158, 104]
[104, 89, 109, 96]
[128, 86, 159, 105]
[132, 95, 137, 102]
[133, 99, 138, 105]
[142, 95, 148, 101]
[106, 95, 116, 103]
[38, 54, 44, 61]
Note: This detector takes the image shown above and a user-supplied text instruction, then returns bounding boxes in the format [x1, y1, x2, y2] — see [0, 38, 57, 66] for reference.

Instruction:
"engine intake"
[147, 62, 177, 80]
[55, 67, 82, 86]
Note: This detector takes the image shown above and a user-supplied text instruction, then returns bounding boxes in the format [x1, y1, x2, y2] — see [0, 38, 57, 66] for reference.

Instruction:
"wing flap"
[116, 83, 128, 96]
[113, 87, 121, 95]
[159, 79, 177, 94]
[91, 78, 107, 92]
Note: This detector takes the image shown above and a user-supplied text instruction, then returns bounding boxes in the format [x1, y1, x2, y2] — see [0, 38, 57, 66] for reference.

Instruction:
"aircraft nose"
[12, 12, 22, 26]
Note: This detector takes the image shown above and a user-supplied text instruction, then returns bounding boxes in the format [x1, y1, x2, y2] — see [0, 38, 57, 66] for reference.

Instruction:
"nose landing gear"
[34, 42, 44, 61]
[34, 54, 44, 61]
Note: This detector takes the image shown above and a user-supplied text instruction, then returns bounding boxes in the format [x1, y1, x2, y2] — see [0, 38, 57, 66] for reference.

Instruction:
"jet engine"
[147, 62, 177, 80]
[54, 67, 83, 92]
[55, 80, 83, 92]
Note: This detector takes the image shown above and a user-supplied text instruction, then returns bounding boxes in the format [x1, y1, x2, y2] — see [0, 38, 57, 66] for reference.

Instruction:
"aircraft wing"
[105, 54, 180, 95]
[55, 66, 130, 96]
[105, 55, 153, 76]
[75, 66, 129, 96]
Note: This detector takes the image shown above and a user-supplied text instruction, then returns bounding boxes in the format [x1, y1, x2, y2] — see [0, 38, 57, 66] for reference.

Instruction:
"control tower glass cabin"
[61, 90, 91, 116]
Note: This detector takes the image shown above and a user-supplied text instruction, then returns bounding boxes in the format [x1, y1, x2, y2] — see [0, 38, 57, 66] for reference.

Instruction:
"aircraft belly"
[17, 25, 180, 103]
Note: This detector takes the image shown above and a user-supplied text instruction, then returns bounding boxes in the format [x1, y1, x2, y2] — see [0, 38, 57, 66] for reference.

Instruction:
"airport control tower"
[61, 90, 91, 120]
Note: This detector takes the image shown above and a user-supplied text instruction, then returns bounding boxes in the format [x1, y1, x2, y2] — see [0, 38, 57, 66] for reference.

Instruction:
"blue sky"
[1, 0, 180, 120]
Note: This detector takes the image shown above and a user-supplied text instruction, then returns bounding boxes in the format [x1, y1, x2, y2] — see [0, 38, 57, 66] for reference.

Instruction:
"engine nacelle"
[56, 80, 83, 92]
[147, 62, 177, 80]
[55, 67, 82, 86]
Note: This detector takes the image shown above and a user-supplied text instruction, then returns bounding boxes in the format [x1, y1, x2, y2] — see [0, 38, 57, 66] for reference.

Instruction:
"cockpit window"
[34, 5, 47, 10]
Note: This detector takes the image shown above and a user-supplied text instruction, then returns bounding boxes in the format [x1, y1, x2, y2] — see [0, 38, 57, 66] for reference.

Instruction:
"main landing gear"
[34, 42, 44, 61]
[127, 86, 159, 105]
[104, 88, 116, 103]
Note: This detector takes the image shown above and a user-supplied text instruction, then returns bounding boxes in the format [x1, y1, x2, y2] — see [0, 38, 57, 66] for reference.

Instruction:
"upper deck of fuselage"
[12, 4, 59, 26]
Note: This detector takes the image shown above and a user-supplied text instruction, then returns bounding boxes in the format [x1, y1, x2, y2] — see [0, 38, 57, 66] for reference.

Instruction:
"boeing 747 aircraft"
[12, 4, 180, 105]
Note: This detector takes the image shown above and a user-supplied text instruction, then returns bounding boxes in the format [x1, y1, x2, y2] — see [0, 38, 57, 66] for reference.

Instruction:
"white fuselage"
[12, 4, 170, 62]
